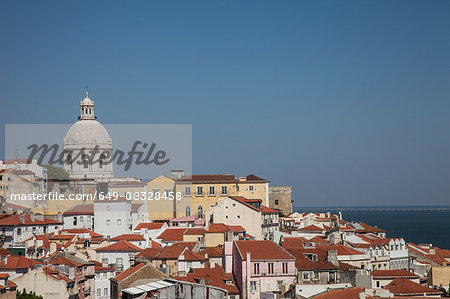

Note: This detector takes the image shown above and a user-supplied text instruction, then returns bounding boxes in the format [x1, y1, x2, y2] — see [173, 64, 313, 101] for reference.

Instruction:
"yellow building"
[146, 175, 176, 220]
[174, 174, 269, 219]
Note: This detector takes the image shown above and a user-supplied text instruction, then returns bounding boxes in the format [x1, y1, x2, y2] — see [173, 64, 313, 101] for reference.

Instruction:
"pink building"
[227, 240, 296, 299]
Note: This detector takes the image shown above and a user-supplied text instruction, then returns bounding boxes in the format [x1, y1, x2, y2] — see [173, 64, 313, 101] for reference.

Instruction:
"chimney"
[359, 292, 366, 299]
[327, 249, 339, 267]
[19, 213, 25, 224]
[170, 170, 184, 180]
[57, 212, 62, 223]
[50, 243, 57, 255]
[211, 261, 215, 268]
[30, 212, 35, 222]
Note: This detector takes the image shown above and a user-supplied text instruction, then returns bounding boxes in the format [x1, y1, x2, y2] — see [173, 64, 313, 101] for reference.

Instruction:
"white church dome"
[64, 120, 112, 147]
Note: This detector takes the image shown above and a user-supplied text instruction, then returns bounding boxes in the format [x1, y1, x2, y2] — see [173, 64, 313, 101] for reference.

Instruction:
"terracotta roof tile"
[115, 262, 146, 281]
[371, 269, 419, 279]
[157, 228, 187, 242]
[235, 240, 294, 261]
[0, 214, 61, 226]
[110, 234, 145, 242]
[0, 256, 41, 269]
[134, 222, 165, 230]
[385, 278, 443, 296]
[175, 263, 239, 295]
[96, 240, 142, 252]
[63, 204, 93, 215]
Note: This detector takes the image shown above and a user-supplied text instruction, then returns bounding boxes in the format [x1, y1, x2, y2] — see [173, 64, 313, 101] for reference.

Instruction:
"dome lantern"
[79, 85, 96, 120]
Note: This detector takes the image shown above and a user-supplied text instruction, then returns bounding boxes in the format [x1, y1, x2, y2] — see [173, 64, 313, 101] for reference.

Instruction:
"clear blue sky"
[1, 1, 450, 207]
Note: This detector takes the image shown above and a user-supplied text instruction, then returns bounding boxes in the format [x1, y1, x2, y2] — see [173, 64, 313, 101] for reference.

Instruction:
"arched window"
[82, 155, 90, 169]
[185, 206, 191, 217]
[197, 205, 204, 218]
[99, 153, 107, 169]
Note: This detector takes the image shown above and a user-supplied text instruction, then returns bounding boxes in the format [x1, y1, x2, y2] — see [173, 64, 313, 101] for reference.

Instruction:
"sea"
[293, 206, 450, 250]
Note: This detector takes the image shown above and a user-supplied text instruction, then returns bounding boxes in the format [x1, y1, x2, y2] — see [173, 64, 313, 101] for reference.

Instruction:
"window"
[17, 228, 21, 235]
[275, 199, 279, 205]
[221, 186, 227, 196]
[97, 288, 101, 297]
[116, 258, 123, 272]
[249, 185, 254, 191]
[184, 186, 191, 196]
[165, 189, 172, 197]
[197, 186, 203, 196]
[282, 262, 288, 274]
[73, 217, 77, 226]
[99, 153, 107, 168]
[209, 186, 215, 196]
[117, 219, 122, 226]
[197, 205, 204, 218]
[268, 262, 274, 274]
[106, 220, 110, 226]
[250, 281, 257, 292]
[82, 155, 90, 169]
[102, 258, 108, 267]
[185, 206, 191, 217]
[376, 281, 380, 288]
[80, 216, 84, 222]
[302, 272, 310, 280]
[253, 263, 260, 275]
[153, 189, 159, 197]
[104, 288, 108, 296]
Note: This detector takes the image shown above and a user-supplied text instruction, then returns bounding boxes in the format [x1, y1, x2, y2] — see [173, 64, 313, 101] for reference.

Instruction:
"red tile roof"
[63, 204, 94, 215]
[321, 245, 365, 256]
[4, 158, 33, 164]
[235, 240, 294, 261]
[177, 175, 236, 183]
[286, 248, 338, 271]
[384, 278, 443, 296]
[0, 214, 61, 226]
[243, 174, 268, 182]
[136, 247, 162, 260]
[157, 228, 187, 242]
[371, 269, 419, 279]
[175, 263, 239, 295]
[134, 222, 165, 230]
[0, 256, 42, 269]
[131, 203, 143, 213]
[110, 234, 145, 242]
[59, 228, 103, 238]
[179, 249, 206, 261]
[96, 240, 143, 252]
[199, 245, 223, 258]
[154, 242, 197, 260]
[49, 256, 83, 267]
[299, 224, 325, 232]
[115, 262, 146, 281]
[184, 228, 206, 235]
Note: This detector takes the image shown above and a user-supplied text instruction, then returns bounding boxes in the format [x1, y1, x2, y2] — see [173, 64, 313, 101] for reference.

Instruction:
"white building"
[62, 204, 94, 230]
[0, 213, 62, 248]
[63, 89, 114, 180]
[205, 196, 279, 241]
[96, 240, 142, 272]
[94, 198, 131, 239]
[94, 264, 115, 299]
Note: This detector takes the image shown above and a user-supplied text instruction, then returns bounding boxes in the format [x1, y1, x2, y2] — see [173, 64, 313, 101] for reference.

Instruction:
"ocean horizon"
[294, 206, 450, 249]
